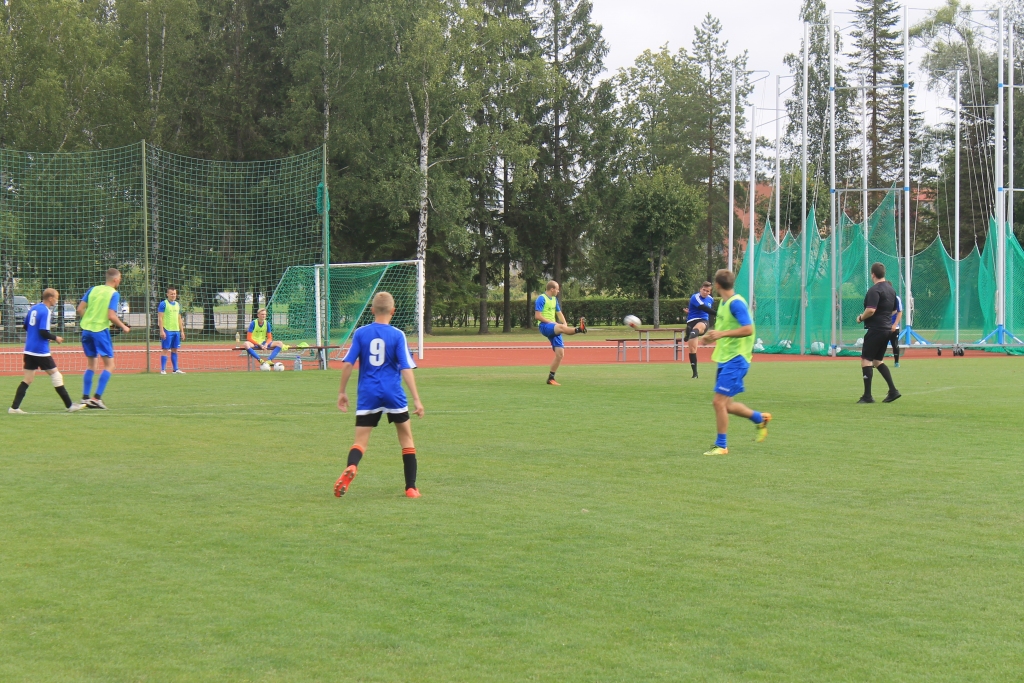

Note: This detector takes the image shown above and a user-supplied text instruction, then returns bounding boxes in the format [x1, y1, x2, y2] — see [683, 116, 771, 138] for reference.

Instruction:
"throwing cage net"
[737, 190, 1024, 355]
[0, 142, 325, 372]
[267, 261, 423, 360]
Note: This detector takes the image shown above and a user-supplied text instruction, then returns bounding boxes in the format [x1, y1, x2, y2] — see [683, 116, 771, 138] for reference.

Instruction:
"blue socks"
[715, 433, 727, 449]
[269, 346, 281, 361]
[171, 352, 179, 372]
[161, 356, 168, 371]
[96, 370, 111, 397]
[247, 348, 261, 361]
[750, 411, 763, 425]
[82, 369, 94, 399]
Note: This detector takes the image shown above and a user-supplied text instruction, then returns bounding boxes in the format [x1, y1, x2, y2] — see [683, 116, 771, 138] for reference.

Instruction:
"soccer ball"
[624, 314, 642, 329]
[273, 362, 285, 372]
[855, 337, 864, 347]
[260, 361, 272, 371]
[810, 341, 825, 353]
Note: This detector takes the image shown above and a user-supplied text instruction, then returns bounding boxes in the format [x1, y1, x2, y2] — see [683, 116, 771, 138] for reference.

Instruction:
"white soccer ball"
[624, 314, 642, 329]
[260, 361, 272, 371]
[779, 339, 792, 349]
[273, 362, 285, 372]
[810, 341, 825, 353]
[855, 337, 864, 347]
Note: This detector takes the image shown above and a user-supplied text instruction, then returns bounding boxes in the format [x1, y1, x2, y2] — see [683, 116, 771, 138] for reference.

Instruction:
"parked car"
[13, 295, 31, 320]
[60, 303, 77, 326]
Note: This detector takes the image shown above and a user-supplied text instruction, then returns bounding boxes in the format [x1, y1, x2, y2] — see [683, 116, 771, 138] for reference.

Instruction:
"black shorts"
[355, 410, 410, 428]
[685, 319, 709, 339]
[861, 329, 890, 361]
[23, 354, 56, 371]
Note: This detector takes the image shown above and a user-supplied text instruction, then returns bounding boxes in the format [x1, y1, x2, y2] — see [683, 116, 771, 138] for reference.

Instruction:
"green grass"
[2, 360, 1023, 681]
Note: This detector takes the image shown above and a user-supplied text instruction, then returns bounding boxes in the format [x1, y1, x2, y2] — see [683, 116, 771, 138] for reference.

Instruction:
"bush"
[430, 297, 715, 330]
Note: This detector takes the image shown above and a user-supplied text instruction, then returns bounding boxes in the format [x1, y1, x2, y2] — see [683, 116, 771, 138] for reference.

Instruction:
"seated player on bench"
[244, 308, 284, 369]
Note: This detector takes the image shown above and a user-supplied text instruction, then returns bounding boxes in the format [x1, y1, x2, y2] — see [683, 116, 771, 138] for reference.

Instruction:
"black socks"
[347, 446, 364, 468]
[12, 381, 29, 409]
[402, 449, 417, 490]
[862, 366, 873, 397]
[689, 353, 698, 376]
[548, 371, 556, 381]
[55, 386, 73, 409]
[876, 363, 897, 393]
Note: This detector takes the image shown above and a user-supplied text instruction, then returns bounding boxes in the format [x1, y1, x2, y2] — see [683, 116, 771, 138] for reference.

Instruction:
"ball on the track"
[624, 314, 642, 329]
[273, 362, 285, 372]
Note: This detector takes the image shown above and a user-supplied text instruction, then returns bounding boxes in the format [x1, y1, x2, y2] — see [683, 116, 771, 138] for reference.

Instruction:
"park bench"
[234, 344, 340, 371]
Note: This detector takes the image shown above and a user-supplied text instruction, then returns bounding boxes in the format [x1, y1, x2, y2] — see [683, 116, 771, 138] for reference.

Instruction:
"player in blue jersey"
[77, 268, 132, 409]
[888, 295, 903, 367]
[686, 281, 715, 378]
[335, 291, 425, 499]
[535, 280, 586, 385]
[9, 289, 84, 414]
[158, 286, 186, 374]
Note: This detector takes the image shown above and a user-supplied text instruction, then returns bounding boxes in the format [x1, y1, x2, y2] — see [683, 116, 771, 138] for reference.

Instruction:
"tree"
[626, 167, 705, 327]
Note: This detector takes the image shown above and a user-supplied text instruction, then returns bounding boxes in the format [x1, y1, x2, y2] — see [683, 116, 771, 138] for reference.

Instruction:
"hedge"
[430, 297, 716, 329]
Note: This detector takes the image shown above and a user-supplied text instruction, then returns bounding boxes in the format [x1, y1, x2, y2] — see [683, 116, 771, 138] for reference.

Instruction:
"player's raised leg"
[686, 282, 714, 378]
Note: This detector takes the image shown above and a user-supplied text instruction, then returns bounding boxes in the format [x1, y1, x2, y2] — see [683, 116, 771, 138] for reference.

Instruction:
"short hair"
[701, 281, 713, 290]
[41, 288, 59, 301]
[257, 307, 268, 315]
[546, 280, 559, 292]
[871, 262, 886, 279]
[372, 291, 395, 314]
[714, 269, 735, 290]
[105, 268, 121, 281]
[166, 286, 177, 292]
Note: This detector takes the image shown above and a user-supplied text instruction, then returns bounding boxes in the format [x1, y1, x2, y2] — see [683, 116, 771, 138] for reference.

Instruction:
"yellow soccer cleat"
[755, 412, 772, 443]
[703, 446, 729, 456]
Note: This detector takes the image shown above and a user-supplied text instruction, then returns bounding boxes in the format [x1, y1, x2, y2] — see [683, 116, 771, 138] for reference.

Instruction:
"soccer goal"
[266, 260, 424, 360]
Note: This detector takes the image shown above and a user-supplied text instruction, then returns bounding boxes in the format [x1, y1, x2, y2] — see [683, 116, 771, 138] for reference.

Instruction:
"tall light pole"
[955, 70, 961, 350]
[728, 69, 737, 272]
[800, 21, 808, 354]
[749, 104, 757, 306]
[829, 10, 837, 354]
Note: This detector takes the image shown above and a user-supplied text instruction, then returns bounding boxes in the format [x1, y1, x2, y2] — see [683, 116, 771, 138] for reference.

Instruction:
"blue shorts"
[714, 356, 750, 397]
[81, 329, 114, 358]
[538, 322, 564, 349]
[161, 331, 181, 350]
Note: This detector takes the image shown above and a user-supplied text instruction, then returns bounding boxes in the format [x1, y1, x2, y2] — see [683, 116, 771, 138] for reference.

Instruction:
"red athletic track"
[0, 341, 1006, 375]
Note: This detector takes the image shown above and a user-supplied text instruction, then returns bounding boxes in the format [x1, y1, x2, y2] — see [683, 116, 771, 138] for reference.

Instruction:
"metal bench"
[234, 345, 340, 371]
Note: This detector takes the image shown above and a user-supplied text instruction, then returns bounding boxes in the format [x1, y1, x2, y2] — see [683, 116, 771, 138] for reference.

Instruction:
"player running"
[534, 280, 586, 385]
[856, 262, 901, 403]
[701, 269, 771, 456]
[889, 294, 903, 368]
[335, 292, 425, 499]
[686, 281, 715, 379]
[244, 308, 284, 369]
[9, 289, 84, 414]
[158, 286, 186, 374]
[77, 268, 131, 409]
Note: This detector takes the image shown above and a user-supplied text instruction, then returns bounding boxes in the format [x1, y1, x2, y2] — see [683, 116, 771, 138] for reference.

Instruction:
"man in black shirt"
[855, 262, 901, 403]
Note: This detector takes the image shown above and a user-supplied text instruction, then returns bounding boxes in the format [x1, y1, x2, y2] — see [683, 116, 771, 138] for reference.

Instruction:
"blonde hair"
[42, 288, 59, 302]
[372, 291, 395, 314]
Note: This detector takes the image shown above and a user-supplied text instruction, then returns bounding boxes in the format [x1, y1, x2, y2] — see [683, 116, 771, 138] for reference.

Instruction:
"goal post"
[266, 260, 424, 359]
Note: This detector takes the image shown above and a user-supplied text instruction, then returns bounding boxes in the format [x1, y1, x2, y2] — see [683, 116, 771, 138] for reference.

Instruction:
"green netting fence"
[0, 142, 326, 372]
[267, 261, 422, 357]
[736, 189, 1024, 355]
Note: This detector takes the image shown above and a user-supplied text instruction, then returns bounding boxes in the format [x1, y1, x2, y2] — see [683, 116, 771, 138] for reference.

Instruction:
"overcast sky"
[589, 0, 974, 132]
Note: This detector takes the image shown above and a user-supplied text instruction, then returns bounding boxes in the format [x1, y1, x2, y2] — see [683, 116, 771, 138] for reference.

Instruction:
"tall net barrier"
[737, 190, 1019, 354]
[0, 142, 324, 373]
[267, 261, 422, 359]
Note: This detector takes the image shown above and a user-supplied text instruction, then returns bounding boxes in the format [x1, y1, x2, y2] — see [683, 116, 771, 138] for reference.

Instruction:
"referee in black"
[856, 262, 901, 403]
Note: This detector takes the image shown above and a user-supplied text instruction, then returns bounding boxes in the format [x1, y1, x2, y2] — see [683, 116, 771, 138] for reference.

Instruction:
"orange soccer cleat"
[546, 378, 560, 386]
[334, 465, 357, 497]
[405, 487, 421, 498]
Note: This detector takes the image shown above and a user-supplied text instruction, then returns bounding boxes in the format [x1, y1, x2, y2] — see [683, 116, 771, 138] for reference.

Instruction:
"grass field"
[2, 359, 1023, 681]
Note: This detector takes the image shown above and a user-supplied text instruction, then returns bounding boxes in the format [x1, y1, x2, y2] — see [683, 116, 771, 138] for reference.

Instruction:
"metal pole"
[829, 11, 837, 354]
[749, 104, 757, 306]
[776, 75, 782, 244]
[903, 5, 912, 330]
[417, 259, 425, 359]
[800, 22, 808, 354]
[322, 143, 330, 354]
[997, 7, 1006, 338]
[862, 77, 869, 289]
[955, 70, 961, 348]
[1011, 23, 1016, 237]
[729, 69, 737, 271]
[142, 140, 150, 373]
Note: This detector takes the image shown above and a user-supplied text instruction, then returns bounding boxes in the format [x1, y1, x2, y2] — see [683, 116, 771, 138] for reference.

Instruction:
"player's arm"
[892, 309, 902, 330]
[556, 309, 567, 325]
[704, 300, 753, 341]
[108, 308, 130, 332]
[158, 310, 166, 339]
[337, 361, 354, 412]
[857, 289, 879, 323]
[77, 295, 88, 317]
[857, 307, 876, 323]
[401, 368, 424, 417]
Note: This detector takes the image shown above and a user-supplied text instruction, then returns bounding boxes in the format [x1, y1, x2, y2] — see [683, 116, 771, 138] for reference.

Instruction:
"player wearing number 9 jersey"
[335, 291, 425, 499]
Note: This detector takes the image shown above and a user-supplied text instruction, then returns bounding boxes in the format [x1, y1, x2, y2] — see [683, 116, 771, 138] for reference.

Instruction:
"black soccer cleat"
[856, 395, 875, 404]
[882, 390, 902, 403]
[576, 317, 587, 334]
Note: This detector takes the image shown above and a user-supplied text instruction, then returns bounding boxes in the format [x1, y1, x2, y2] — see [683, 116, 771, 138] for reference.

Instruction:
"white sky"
[589, 0, 983, 132]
